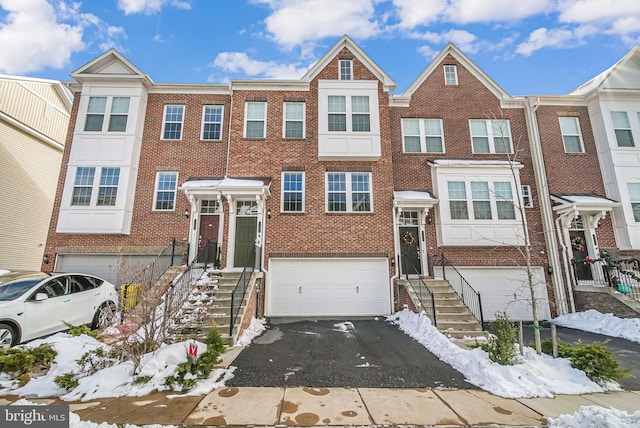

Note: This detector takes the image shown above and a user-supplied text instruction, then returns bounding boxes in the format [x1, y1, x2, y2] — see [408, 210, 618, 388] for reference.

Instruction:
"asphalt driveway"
[227, 317, 477, 389]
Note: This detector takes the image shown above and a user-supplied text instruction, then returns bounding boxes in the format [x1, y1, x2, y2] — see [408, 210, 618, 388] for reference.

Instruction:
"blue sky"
[1, 0, 639, 96]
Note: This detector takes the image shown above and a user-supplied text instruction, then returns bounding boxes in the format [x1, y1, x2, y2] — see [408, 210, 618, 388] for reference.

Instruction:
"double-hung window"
[402, 118, 444, 153]
[611, 111, 635, 147]
[448, 180, 516, 220]
[521, 185, 533, 208]
[282, 172, 305, 212]
[559, 117, 584, 152]
[71, 166, 120, 206]
[444, 65, 458, 85]
[245, 102, 266, 138]
[162, 105, 184, 140]
[326, 172, 372, 212]
[84, 96, 130, 132]
[327, 96, 370, 133]
[201, 105, 223, 140]
[284, 102, 305, 138]
[628, 182, 640, 222]
[339, 60, 352, 80]
[97, 167, 120, 206]
[470, 119, 512, 153]
[154, 172, 178, 210]
[71, 167, 96, 206]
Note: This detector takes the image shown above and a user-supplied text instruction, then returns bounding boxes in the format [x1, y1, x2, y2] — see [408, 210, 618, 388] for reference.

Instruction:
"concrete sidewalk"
[2, 388, 639, 426]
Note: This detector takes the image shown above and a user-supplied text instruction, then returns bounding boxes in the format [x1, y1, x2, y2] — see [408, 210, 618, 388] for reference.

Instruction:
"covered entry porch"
[180, 177, 271, 270]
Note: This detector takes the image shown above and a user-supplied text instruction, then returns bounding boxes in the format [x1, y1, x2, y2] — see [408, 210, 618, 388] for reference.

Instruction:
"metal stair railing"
[430, 252, 484, 327]
[400, 249, 437, 326]
[229, 246, 259, 336]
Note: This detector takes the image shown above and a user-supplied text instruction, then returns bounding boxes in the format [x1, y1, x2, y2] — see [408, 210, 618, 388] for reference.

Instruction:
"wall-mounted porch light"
[184, 209, 190, 219]
[267, 208, 272, 219]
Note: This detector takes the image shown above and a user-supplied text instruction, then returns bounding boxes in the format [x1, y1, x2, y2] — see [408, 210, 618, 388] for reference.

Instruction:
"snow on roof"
[181, 177, 267, 189]
[561, 195, 616, 205]
[394, 190, 433, 201]
[430, 159, 522, 167]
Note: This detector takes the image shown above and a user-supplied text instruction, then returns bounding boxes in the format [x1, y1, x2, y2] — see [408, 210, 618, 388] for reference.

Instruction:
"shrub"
[480, 311, 519, 365]
[0, 344, 56, 375]
[541, 338, 630, 383]
[54, 373, 79, 390]
[165, 327, 226, 390]
[64, 323, 99, 339]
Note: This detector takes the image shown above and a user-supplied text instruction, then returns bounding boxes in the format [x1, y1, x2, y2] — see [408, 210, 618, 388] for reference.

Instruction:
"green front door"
[234, 217, 257, 267]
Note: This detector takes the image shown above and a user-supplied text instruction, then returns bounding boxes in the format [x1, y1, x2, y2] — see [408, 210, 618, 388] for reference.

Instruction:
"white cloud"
[444, 0, 553, 24]
[515, 27, 578, 56]
[257, 0, 381, 49]
[392, 0, 447, 29]
[211, 52, 309, 79]
[558, 0, 640, 44]
[116, 0, 191, 15]
[0, 0, 126, 75]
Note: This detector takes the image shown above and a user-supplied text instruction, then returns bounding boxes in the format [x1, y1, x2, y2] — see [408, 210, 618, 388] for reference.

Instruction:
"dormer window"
[339, 60, 352, 80]
[444, 65, 458, 85]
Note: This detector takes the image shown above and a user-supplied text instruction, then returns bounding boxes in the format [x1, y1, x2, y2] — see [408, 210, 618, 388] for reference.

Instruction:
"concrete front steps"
[169, 271, 248, 343]
[418, 279, 487, 340]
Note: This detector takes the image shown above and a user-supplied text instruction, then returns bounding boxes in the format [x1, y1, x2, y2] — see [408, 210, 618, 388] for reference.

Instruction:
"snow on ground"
[388, 309, 610, 399]
[547, 405, 640, 427]
[552, 309, 640, 343]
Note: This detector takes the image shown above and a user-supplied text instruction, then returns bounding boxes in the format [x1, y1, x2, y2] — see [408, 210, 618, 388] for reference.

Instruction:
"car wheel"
[0, 323, 16, 348]
[92, 302, 117, 330]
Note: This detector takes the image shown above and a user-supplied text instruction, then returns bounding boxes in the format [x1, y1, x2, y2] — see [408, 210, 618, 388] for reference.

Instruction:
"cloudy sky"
[0, 0, 639, 95]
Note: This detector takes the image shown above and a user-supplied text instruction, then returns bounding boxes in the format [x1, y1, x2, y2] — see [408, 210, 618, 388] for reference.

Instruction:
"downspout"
[390, 202, 400, 313]
[524, 96, 569, 316]
[556, 215, 576, 312]
[225, 83, 233, 178]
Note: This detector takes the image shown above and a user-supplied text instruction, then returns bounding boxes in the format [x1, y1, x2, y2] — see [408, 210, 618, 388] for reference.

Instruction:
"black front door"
[570, 230, 592, 281]
[400, 227, 421, 277]
[234, 217, 257, 267]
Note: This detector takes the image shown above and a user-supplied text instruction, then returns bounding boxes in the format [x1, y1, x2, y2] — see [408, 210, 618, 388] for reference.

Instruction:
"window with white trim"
[327, 95, 370, 132]
[162, 105, 184, 140]
[84, 96, 130, 132]
[402, 118, 444, 153]
[282, 172, 305, 212]
[284, 102, 305, 139]
[326, 172, 372, 212]
[444, 65, 458, 85]
[521, 185, 533, 208]
[71, 167, 96, 206]
[470, 119, 512, 153]
[201, 200, 220, 214]
[559, 117, 584, 153]
[201, 105, 223, 140]
[97, 167, 120, 206]
[244, 102, 266, 138]
[339, 60, 352, 80]
[611, 111, 635, 147]
[447, 180, 517, 220]
[153, 172, 178, 210]
[628, 182, 640, 222]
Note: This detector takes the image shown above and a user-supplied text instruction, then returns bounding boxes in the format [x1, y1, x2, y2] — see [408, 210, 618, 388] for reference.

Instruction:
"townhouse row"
[42, 35, 640, 321]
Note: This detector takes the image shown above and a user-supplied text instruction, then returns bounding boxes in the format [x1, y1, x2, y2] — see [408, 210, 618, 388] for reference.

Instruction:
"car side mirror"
[34, 292, 48, 301]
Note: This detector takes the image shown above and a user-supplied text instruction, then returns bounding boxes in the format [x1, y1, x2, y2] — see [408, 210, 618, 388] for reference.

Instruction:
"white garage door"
[267, 258, 391, 317]
[452, 267, 551, 321]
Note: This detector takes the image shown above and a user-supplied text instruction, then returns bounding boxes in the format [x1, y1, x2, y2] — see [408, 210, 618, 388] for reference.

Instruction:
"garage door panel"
[268, 258, 390, 317]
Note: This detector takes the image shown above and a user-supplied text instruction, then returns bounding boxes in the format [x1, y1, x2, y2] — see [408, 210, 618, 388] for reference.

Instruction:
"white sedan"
[0, 271, 120, 347]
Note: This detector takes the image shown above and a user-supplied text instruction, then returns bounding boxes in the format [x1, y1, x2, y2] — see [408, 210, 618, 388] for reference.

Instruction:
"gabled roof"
[70, 48, 153, 87]
[570, 46, 640, 96]
[302, 35, 396, 91]
[399, 43, 509, 100]
[0, 73, 72, 112]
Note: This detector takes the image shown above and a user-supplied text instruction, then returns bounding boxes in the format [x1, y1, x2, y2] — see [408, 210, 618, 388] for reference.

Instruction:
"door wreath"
[402, 231, 416, 246]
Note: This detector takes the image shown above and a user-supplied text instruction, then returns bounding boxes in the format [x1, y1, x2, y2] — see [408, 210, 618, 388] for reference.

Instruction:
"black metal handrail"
[138, 238, 184, 286]
[430, 253, 484, 327]
[400, 248, 437, 326]
[571, 257, 640, 303]
[229, 246, 259, 336]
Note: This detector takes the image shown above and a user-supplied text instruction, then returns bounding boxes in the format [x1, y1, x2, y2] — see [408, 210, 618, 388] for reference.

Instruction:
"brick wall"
[574, 288, 639, 318]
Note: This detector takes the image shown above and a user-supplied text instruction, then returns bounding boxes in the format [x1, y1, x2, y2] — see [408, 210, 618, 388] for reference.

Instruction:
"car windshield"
[0, 273, 48, 301]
